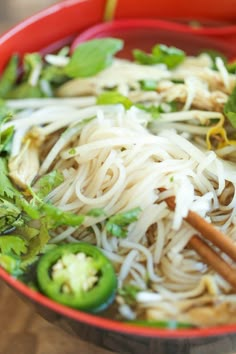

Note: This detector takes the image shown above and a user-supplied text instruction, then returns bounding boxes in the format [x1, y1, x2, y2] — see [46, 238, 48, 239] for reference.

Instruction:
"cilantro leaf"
[0, 198, 24, 233]
[224, 86, 236, 127]
[34, 170, 64, 200]
[28, 181, 85, 228]
[87, 208, 106, 217]
[97, 91, 133, 109]
[118, 284, 141, 305]
[0, 254, 22, 276]
[65, 38, 123, 78]
[106, 207, 141, 238]
[0, 100, 13, 125]
[136, 103, 161, 119]
[0, 126, 14, 155]
[136, 101, 177, 118]
[21, 220, 50, 266]
[42, 203, 85, 228]
[134, 44, 185, 69]
[0, 236, 27, 256]
[140, 80, 158, 91]
[0, 158, 20, 199]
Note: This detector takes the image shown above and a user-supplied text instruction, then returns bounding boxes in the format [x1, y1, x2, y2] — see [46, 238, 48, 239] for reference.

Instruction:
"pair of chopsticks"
[164, 194, 236, 290]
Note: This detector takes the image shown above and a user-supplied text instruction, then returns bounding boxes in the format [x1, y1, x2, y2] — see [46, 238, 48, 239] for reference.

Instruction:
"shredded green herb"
[133, 44, 185, 68]
[106, 207, 141, 238]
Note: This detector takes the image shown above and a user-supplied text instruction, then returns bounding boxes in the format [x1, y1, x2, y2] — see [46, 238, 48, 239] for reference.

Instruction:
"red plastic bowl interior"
[1, 0, 236, 341]
[72, 18, 236, 59]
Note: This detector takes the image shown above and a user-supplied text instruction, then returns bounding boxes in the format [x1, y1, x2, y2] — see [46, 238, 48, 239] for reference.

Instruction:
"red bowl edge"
[1, 266, 236, 339]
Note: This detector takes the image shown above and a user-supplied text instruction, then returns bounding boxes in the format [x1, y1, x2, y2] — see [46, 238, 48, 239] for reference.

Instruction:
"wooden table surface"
[0, 279, 116, 354]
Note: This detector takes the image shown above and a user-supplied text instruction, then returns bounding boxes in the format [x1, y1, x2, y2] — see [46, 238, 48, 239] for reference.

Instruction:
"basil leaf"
[97, 91, 133, 109]
[227, 60, 236, 74]
[153, 44, 185, 68]
[65, 38, 123, 78]
[0, 55, 19, 98]
[106, 207, 141, 238]
[133, 49, 157, 65]
[134, 44, 185, 69]
[7, 82, 44, 99]
[224, 86, 236, 127]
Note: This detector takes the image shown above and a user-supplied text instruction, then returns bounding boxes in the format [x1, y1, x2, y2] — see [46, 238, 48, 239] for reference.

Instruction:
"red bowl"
[71, 18, 236, 59]
[1, 1, 236, 353]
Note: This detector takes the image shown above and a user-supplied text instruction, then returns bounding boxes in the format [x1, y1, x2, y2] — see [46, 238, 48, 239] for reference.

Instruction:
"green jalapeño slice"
[36, 243, 117, 313]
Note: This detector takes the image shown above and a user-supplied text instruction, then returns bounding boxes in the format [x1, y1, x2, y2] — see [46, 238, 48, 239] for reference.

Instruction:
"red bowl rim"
[1, 266, 236, 339]
[1, 0, 236, 340]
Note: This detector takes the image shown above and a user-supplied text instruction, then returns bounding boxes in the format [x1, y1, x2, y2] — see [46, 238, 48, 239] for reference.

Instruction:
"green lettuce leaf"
[65, 38, 123, 78]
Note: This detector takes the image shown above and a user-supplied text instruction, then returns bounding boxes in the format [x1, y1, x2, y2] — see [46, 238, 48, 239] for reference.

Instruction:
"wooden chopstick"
[189, 235, 236, 290]
[163, 193, 236, 290]
[165, 195, 236, 262]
